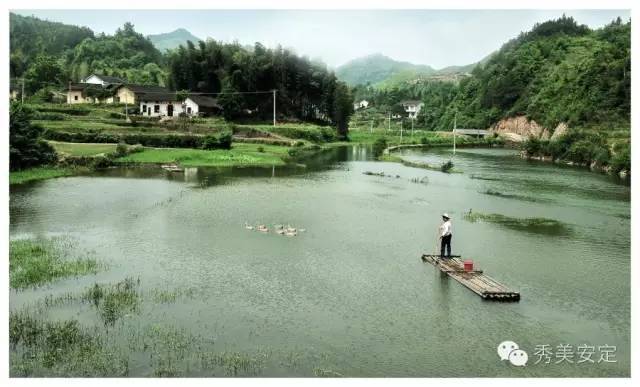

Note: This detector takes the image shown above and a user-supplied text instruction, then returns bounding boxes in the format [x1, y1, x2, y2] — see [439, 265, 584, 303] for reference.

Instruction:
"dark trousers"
[440, 234, 452, 257]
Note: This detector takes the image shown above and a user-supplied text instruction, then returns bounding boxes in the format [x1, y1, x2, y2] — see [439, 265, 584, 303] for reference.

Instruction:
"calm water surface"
[9, 146, 630, 376]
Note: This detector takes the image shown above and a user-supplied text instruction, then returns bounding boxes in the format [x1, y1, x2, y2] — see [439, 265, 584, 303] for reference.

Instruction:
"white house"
[184, 96, 223, 116]
[140, 94, 224, 118]
[139, 93, 185, 118]
[401, 100, 424, 119]
[81, 74, 125, 87]
[353, 99, 369, 110]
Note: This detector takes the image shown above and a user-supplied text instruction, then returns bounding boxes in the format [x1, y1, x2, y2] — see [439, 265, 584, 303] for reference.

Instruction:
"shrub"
[372, 137, 388, 157]
[257, 146, 265, 153]
[610, 142, 630, 173]
[10, 103, 57, 171]
[114, 142, 128, 157]
[420, 137, 429, 145]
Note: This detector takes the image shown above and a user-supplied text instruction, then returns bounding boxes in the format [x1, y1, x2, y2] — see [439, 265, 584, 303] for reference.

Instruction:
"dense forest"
[355, 16, 630, 133]
[166, 41, 352, 133]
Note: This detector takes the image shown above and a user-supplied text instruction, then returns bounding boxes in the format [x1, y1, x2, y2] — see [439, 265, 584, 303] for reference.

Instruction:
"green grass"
[10, 166, 74, 185]
[9, 238, 100, 289]
[115, 143, 290, 167]
[49, 141, 117, 156]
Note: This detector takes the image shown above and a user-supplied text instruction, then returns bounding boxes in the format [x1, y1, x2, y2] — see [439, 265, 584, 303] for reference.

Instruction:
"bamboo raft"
[421, 254, 520, 302]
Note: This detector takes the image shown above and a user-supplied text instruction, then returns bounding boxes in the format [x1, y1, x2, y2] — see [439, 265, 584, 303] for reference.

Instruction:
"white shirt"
[439, 220, 452, 237]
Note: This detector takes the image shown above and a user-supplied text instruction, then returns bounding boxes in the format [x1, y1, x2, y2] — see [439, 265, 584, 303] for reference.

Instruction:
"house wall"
[115, 88, 136, 104]
[67, 91, 87, 104]
[183, 98, 200, 116]
[139, 101, 185, 118]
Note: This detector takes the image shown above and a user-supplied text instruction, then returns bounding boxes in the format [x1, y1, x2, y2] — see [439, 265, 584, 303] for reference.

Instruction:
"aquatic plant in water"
[463, 211, 571, 235]
[9, 237, 100, 289]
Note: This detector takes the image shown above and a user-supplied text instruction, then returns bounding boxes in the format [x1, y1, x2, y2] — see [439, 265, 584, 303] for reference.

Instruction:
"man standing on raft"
[439, 213, 452, 258]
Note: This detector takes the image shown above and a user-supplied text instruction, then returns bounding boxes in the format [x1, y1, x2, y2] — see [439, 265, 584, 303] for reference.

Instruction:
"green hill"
[10, 13, 94, 77]
[335, 53, 435, 86]
[148, 28, 202, 51]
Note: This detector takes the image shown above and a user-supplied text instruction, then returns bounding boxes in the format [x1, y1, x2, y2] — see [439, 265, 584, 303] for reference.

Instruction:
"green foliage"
[43, 129, 231, 150]
[610, 142, 630, 173]
[10, 102, 57, 171]
[166, 40, 353, 132]
[202, 131, 232, 150]
[10, 13, 94, 78]
[372, 137, 388, 158]
[23, 55, 67, 93]
[68, 22, 165, 84]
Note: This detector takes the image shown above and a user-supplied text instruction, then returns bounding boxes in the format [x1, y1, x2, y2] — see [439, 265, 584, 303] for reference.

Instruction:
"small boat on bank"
[161, 164, 184, 172]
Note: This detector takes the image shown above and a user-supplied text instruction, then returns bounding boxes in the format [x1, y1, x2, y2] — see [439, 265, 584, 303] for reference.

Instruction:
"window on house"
[154, 105, 160, 113]
[142, 105, 147, 113]
[187, 107, 192, 114]
[74, 95, 78, 101]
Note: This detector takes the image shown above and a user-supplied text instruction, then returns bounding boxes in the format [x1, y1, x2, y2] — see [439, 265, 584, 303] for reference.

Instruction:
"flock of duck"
[244, 223, 306, 237]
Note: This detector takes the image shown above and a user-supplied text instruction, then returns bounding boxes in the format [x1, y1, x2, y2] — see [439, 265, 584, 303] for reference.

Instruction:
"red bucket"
[464, 260, 474, 272]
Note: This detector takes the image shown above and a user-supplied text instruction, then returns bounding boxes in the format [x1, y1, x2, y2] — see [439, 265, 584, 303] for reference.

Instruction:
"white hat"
[442, 213, 450, 219]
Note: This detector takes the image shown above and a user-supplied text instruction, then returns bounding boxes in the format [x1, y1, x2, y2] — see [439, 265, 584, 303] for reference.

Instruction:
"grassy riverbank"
[9, 166, 75, 185]
[115, 143, 290, 167]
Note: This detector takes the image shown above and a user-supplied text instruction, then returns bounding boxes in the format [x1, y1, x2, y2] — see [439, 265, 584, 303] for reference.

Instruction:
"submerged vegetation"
[463, 211, 571, 235]
[9, 238, 100, 289]
[9, 312, 129, 377]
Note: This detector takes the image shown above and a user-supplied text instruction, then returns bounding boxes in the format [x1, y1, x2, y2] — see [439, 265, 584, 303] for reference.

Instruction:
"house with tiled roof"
[139, 93, 223, 118]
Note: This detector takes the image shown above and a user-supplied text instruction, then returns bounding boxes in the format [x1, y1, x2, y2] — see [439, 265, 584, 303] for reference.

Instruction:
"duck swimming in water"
[257, 224, 269, 233]
[244, 222, 254, 230]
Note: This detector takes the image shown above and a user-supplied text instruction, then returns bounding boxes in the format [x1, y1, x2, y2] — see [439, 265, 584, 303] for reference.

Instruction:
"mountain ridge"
[147, 28, 202, 51]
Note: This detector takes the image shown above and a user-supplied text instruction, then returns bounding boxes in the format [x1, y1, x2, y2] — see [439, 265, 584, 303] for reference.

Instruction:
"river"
[9, 146, 630, 377]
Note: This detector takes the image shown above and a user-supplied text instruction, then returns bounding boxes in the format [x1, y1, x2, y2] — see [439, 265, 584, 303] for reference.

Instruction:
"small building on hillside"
[401, 100, 424, 119]
[139, 94, 224, 118]
[139, 93, 184, 118]
[111, 84, 170, 104]
[81, 74, 125, 87]
[66, 83, 119, 104]
[184, 96, 223, 117]
[353, 99, 369, 110]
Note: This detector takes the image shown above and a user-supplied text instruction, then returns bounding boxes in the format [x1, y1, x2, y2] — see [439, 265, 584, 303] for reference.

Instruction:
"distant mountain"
[335, 53, 435, 87]
[147, 28, 201, 51]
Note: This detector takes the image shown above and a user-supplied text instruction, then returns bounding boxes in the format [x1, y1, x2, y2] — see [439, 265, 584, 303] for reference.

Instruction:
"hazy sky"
[13, 9, 630, 69]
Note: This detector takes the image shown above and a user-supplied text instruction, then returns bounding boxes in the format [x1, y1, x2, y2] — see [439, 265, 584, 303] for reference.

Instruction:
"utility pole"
[411, 117, 414, 138]
[453, 111, 457, 155]
[400, 120, 403, 144]
[272, 89, 277, 127]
